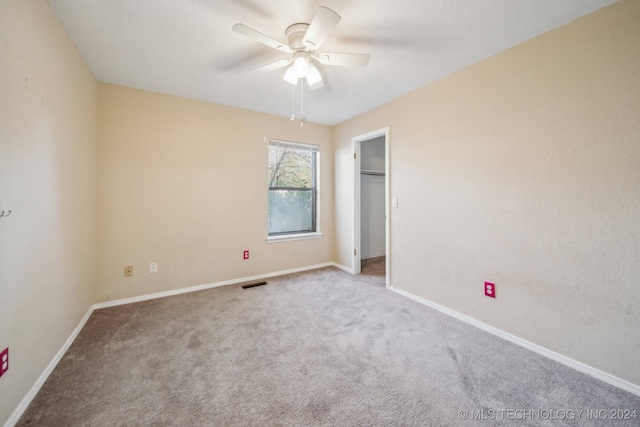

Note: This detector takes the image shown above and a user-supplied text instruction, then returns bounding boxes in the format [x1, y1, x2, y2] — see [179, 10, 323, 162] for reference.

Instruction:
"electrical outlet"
[150, 262, 158, 274]
[243, 250, 249, 260]
[484, 282, 496, 298]
[124, 266, 133, 277]
[0, 348, 8, 378]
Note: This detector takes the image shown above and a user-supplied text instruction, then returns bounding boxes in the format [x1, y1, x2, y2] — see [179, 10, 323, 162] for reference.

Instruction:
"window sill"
[267, 232, 323, 243]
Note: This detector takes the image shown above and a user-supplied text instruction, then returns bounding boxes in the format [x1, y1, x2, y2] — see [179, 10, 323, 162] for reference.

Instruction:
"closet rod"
[361, 170, 385, 176]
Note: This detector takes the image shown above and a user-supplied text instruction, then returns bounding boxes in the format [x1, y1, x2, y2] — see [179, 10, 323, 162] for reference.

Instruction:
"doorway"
[353, 128, 390, 286]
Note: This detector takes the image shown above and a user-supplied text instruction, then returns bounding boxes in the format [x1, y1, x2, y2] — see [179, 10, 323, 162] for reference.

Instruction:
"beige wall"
[2, 1, 639, 423]
[334, 0, 640, 385]
[96, 84, 334, 302]
[0, 0, 97, 424]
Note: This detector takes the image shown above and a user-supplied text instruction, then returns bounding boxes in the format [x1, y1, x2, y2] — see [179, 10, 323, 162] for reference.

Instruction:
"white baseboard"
[4, 306, 95, 427]
[331, 262, 354, 274]
[94, 262, 335, 309]
[388, 285, 640, 397]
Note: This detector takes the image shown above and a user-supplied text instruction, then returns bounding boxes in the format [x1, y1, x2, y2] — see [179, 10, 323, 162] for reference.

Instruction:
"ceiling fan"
[232, 6, 370, 90]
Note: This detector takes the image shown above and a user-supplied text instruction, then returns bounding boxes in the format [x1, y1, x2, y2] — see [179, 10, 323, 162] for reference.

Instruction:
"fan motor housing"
[285, 23, 310, 50]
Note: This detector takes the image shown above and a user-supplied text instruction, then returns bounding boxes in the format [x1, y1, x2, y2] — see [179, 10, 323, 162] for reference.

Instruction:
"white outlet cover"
[150, 263, 158, 273]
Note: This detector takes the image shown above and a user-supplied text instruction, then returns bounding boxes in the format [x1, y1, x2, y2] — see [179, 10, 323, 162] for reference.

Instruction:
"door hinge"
[354, 152, 357, 159]
[354, 249, 357, 256]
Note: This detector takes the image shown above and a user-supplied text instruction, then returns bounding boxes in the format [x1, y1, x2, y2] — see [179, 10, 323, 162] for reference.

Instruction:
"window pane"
[269, 145, 313, 188]
[268, 189, 314, 234]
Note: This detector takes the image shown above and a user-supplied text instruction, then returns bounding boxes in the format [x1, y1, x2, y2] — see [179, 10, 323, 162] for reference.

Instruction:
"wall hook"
[0, 210, 12, 218]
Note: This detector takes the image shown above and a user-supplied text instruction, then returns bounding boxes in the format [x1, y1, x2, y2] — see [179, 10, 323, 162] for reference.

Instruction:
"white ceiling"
[47, 0, 616, 126]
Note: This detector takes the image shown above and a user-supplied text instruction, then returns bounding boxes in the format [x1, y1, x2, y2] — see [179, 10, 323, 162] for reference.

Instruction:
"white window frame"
[267, 139, 322, 243]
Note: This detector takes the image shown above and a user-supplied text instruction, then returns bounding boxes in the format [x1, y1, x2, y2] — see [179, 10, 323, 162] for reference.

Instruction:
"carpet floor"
[17, 267, 640, 426]
[361, 256, 386, 277]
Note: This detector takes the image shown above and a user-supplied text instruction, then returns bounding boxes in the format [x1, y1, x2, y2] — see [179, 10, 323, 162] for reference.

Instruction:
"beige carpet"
[17, 267, 639, 426]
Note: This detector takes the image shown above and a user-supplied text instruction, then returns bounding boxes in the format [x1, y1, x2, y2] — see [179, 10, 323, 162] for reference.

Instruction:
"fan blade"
[315, 52, 370, 67]
[232, 24, 291, 53]
[253, 59, 292, 73]
[302, 7, 341, 51]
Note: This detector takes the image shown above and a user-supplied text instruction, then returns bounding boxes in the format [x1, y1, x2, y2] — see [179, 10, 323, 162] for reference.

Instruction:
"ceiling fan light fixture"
[293, 54, 309, 78]
[308, 79, 324, 91]
[283, 66, 299, 85]
[306, 64, 322, 86]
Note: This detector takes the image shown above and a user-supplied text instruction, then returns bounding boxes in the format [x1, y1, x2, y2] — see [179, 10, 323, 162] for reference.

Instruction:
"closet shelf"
[361, 170, 385, 176]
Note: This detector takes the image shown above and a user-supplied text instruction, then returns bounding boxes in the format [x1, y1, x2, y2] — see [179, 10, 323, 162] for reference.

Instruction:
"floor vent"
[242, 281, 268, 289]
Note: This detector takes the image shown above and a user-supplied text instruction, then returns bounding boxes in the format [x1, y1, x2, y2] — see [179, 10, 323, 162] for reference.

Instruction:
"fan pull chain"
[290, 83, 295, 121]
[300, 80, 304, 128]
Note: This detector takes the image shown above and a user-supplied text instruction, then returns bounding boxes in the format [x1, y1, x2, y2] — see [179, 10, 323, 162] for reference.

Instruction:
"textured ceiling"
[47, 0, 616, 126]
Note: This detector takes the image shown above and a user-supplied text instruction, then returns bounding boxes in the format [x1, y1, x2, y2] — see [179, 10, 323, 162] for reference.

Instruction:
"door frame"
[352, 127, 390, 287]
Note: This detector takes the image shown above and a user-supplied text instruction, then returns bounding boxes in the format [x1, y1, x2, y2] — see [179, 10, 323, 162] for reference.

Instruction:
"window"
[268, 139, 319, 238]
